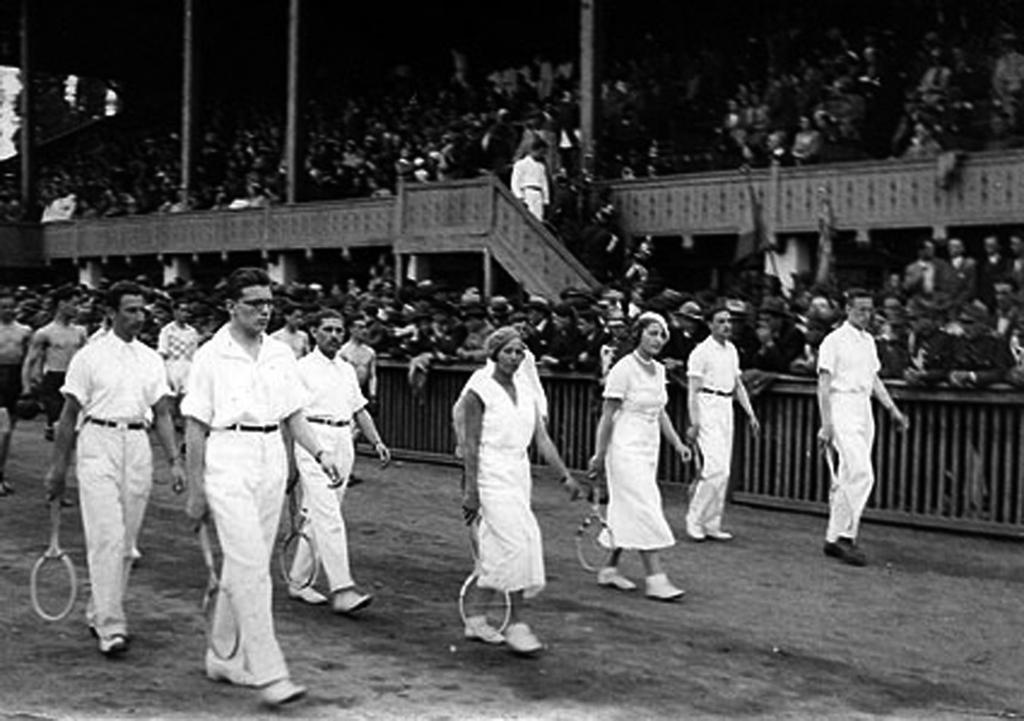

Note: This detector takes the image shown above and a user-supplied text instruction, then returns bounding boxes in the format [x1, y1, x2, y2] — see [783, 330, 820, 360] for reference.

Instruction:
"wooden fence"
[373, 361, 1024, 537]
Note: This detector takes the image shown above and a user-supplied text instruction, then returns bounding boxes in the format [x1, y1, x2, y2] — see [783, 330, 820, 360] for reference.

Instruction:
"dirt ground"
[2, 418, 1023, 721]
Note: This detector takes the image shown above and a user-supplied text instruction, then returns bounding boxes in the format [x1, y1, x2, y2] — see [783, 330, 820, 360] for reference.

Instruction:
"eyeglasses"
[236, 298, 273, 311]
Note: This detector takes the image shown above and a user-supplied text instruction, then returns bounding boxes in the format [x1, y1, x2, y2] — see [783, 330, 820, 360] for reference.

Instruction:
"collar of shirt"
[209, 324, 285, 364]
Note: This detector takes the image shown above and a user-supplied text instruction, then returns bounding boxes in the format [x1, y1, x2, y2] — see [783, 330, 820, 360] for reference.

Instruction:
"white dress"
[603, 353, 676, 550]
[464, 370, 545, 597]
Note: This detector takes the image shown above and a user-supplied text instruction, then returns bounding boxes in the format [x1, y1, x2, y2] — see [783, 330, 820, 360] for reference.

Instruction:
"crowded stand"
[5, 14, 1024, 225]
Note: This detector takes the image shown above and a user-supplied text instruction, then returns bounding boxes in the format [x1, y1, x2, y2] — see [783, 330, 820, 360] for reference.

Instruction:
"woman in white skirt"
[588, 312, 691, 601]
[459, 327, 582, 654]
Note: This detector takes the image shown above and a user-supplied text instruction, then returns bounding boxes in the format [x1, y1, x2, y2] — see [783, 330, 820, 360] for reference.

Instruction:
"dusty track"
[2, 419, 1022, 720]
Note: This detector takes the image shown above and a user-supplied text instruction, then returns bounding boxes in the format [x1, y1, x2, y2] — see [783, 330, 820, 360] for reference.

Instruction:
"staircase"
[395, 176, 597, 297]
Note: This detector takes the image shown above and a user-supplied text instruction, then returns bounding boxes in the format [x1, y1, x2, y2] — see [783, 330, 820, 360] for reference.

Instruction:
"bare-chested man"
[0, 290, 31, 494]
[23, 286, 87, 441]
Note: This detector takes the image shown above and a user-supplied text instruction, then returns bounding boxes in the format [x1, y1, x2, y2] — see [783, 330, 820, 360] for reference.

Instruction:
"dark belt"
[699, 388, 733, 398]
[307, 417, 351, 427]
[522, 185, 544, 191]
[223, 423, 280, 433]
[86, 416, 148, 431]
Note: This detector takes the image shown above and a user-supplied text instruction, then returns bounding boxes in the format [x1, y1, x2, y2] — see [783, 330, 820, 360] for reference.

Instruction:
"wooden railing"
[605, 149, 1024, 238]
[373, 361, 1024, 538]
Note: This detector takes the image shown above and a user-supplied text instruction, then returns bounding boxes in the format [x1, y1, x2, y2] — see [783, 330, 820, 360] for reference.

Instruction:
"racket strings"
[458, 518, 511, 633]
[30, 553, 77, 622]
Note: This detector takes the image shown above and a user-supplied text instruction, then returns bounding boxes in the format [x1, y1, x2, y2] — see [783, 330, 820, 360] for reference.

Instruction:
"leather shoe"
[596, 567, 637, 591]
[331, 587, 373, 615]
[288, 586, 328, 605]
[205, 649, 257, 687]
[260, 678, 307, 707]
[823, 538, 867, 567]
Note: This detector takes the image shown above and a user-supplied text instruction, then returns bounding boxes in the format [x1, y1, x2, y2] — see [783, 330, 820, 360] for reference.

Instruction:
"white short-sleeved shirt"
[298, 348, 367, 421]
[61, 331, 169, 422]
[270, 326, 310, 359]
[816, 321, 880, 395]
[686, 336, 740, 393]
[182, 324, 306, 428]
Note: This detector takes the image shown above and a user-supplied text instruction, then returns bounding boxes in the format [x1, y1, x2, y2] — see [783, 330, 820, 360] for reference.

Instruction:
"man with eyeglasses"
[285, 309, 390, 612]
[182, 267, 346, 707]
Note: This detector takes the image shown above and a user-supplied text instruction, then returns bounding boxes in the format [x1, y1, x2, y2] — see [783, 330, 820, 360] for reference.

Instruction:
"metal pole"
[579, 0, 598, 179]
[180, 0, 195, 209]
[285, 0, 301, 204]
[18, 0, 36, 220]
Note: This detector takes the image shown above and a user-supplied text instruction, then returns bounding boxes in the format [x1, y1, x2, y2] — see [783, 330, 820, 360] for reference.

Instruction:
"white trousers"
[203, 430, 289, 686]
[687, 395, 734, 533]
[521, 188, 545, 221]
[289, 423, 356, 592]
[826, 394, 875, 543]
[76, 424, 152, 640]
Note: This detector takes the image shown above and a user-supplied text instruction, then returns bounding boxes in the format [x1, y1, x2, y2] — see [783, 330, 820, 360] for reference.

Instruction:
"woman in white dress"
[459, 327, 582, 654]
[588, 312, 691, 601]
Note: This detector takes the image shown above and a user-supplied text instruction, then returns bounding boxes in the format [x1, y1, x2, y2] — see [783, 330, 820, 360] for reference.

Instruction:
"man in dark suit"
[947, 237, 978, 305]
[903, 238, 956, 299]
[1009, 235, 1024, 290]
[979, 235, 1011, 308]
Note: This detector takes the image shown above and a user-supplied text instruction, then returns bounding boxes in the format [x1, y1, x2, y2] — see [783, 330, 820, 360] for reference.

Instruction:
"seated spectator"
[455, 301, 493, 363]
[538, 303, 582, 371]
[902, 119, 944, 158]
[598, 308, 631, 386]
[992, 278, 1022, 338]
[662, 300, 708, 379]
[789, 316, 833, 376]
[992, 32, 1024, 129]
[791, 115, 823, 164]
[903, 238, 956, 299]
[905, 302, 1013, 387]
[574, 308, 607, 374]
[524, 295, 554, 357]
[1007, 316, 1024, 387]
[751, 296, 806, 373]
[947, 237, 978, 305]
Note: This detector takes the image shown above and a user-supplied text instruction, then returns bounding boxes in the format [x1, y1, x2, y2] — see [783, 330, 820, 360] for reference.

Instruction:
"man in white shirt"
[157, 300, 200, 410]
[817, 288, 909, 566]
[286, 309, 390, 613]
[182, 267, 346, 707]
[685, 304, 760, 541]
[510, 139, 550, 221]
[270, 303, 310, 359]
[43, 281, 185, 656]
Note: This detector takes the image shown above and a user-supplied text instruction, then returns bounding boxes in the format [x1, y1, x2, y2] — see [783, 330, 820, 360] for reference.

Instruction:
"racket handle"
[47, 500, 62, 553]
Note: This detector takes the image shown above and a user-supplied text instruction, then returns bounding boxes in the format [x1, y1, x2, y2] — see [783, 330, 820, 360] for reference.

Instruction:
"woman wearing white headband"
[588, 311, 691, 600]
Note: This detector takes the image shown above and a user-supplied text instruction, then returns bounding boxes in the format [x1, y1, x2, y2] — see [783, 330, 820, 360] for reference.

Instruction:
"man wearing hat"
[663, 300, 708, 377]
[818, 289, 909, 567]
[538, 303, 582, 371]
[904, 302, 1013, 387]
[525, 295, 554, 357]
[752, 296, 805, 373]
[456, 301, 494, 363]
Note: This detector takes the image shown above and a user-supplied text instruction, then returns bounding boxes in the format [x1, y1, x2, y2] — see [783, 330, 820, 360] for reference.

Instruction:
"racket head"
[458, 570, 512, 633]
[277, 531, 319, 591]
[29, 551, 77, 622]
[575, 511, 613, 572]
[198, 523, 240, 662]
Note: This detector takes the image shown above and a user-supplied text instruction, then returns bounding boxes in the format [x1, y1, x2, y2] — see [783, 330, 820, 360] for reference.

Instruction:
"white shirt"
[61, 331, 169, 423]
[816, 321, 880, 395]
[510, 155, 549, 204]
[158, 321, 200, 362]
[297, 348, 367, 421]
[686, 336, 740, 393]
[182, 325, 306, 428]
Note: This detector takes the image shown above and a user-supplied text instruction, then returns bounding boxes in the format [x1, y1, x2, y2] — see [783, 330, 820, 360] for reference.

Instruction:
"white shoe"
[130, 546, 142, 561]
[288, 586, 328, 605]
[685, 516, 706, 542]
[260, 677, 307, 706]
[331, 587, 373, 615]
[464, 615, 505, 644]
[596, 567, 637, 591]
[504, 622, 544, 655]
[645, 573, 685, 602]
[705, 529, 734, 541]
[205, 649, 257, 687]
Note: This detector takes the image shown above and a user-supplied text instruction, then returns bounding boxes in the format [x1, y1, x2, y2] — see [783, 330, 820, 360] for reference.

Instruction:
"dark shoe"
[98, 633, 129, 657]
[44, 425, 55, 442]
[347, 474, 364, 487]
[823, 541, 844, 559]
[824, 538, 867, 567]
[59, 496, 74, 508]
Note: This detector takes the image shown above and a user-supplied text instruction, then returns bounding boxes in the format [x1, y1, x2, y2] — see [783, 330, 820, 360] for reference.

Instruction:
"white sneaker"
[260, 678, 307, 706]
[685, 515, 706, 542]
[504, 622, 544, 655]
[705, 529, 734, 541]
[288, 586, 328, 605]
[645, 573, 685, 602]
[596, 566, 637, 591]
[205, 649, 257, 687]
[464, 615, 505, 644]
[130, 546, 142, 561]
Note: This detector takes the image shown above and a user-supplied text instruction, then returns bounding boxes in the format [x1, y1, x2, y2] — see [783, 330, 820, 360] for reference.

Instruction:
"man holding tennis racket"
[43, 281, 185, 656]
[285, 308, 389, 613]
[685, 304, 760, 542]
[817, 288, 909, 567]
[181, 267, 346, 707]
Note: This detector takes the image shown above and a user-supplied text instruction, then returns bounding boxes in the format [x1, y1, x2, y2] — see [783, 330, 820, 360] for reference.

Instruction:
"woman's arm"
[533, 409, 582, 498]
[588, 398, 623, 473]
[461, 390, 484, 523]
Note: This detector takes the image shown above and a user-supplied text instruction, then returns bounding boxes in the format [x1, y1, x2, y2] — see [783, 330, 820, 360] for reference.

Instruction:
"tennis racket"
[277, 485, 319, 591]
[686, 440, 704, 502]
[574, 490, 614, 572]
[457, 518, 512, 633]
[30, 501, 78, 622]
[198, 520, 240, 661]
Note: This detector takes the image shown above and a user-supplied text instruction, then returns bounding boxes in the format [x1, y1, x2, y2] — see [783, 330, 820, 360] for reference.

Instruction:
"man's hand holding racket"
[461, 487, 480, 525]
[44, 463, 67, 503]
[560, 472, 585, 502]
[184, 480, 208, 530]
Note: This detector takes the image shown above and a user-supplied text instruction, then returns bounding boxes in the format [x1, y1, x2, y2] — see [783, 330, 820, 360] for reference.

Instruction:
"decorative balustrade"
[606, 150, 1024, 238]
[373, 361, 1024, 537]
